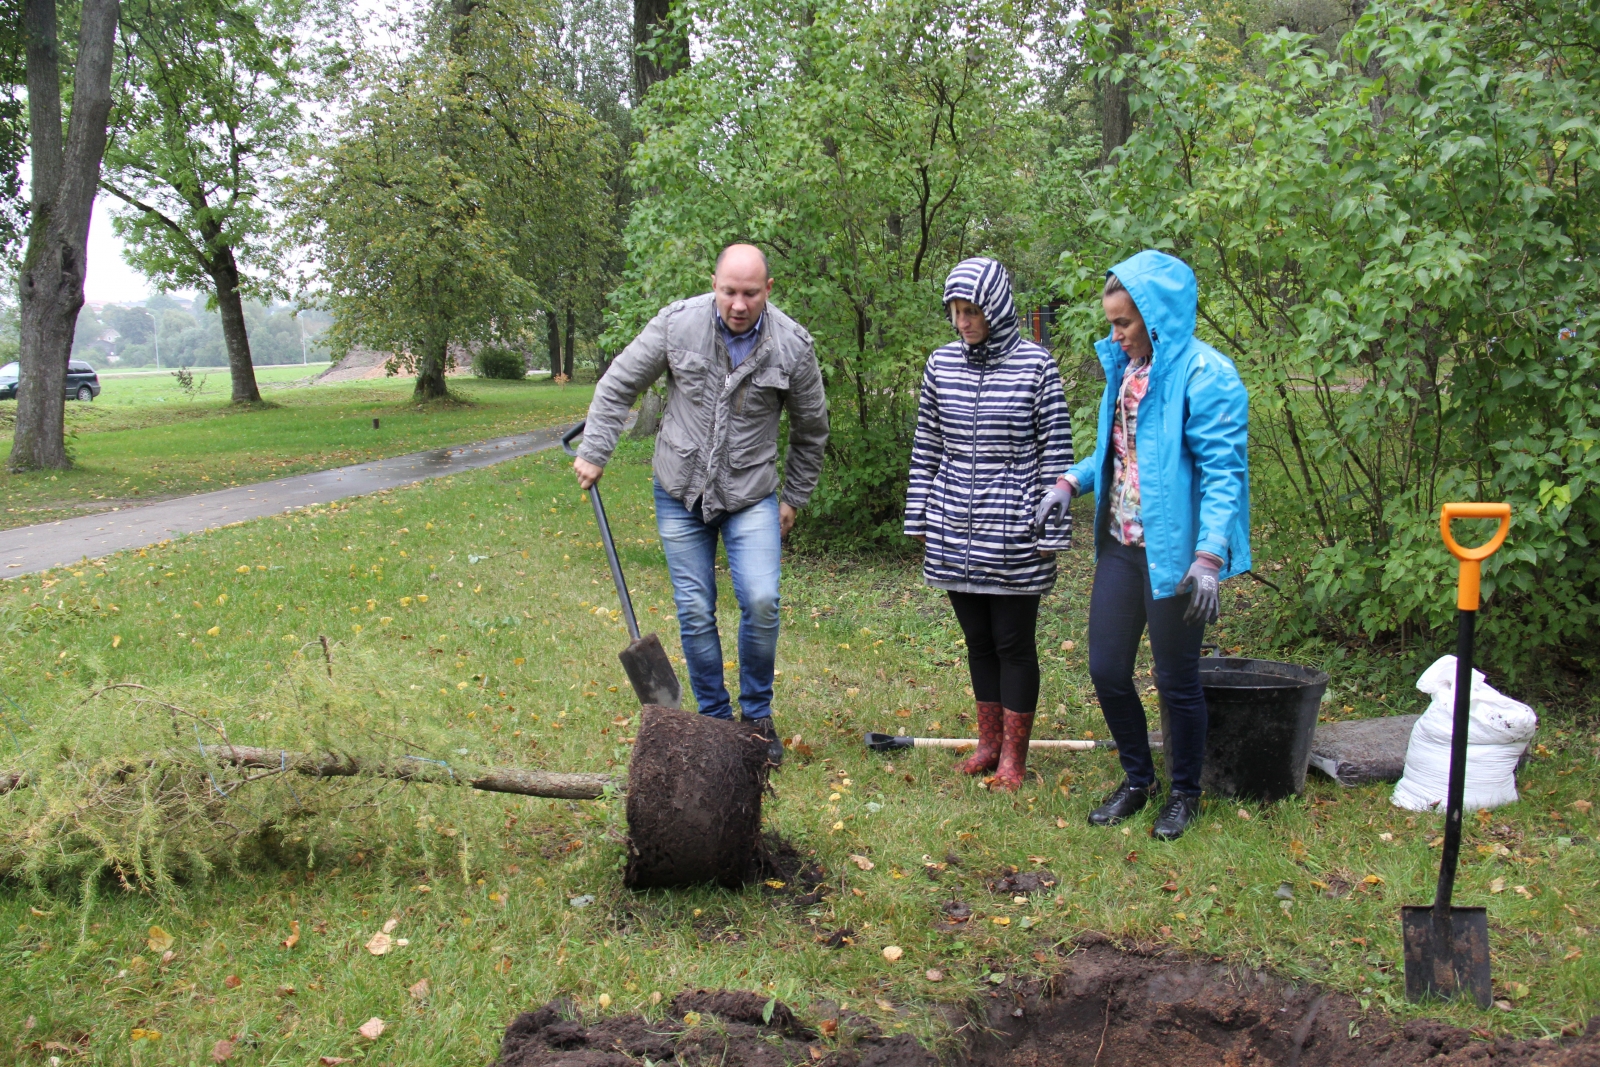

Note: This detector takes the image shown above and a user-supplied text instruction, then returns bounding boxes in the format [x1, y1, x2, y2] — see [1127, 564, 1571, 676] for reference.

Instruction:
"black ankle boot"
[1088, 780, 1157, 826]
[742, 715, 784, 766]
[1151, 792, 1201, 840]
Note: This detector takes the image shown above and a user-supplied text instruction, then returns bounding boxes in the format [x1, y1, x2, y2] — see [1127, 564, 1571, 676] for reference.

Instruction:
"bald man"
[573, 243, 829, 763]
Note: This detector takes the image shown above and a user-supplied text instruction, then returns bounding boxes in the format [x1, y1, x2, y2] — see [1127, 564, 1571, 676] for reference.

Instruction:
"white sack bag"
[1391, 654, 1537, 812]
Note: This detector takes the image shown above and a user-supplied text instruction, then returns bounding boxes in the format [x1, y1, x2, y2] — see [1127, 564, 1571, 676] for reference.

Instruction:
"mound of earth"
[969, 933, 1599, 1066]
[496, 990, 936, 1067]
[500, 937, 1598, 1067]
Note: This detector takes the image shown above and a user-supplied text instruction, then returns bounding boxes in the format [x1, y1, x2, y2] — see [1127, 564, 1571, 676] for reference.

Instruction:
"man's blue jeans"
[1087, 537, 1209, 795]
[654, 483, 782, 721]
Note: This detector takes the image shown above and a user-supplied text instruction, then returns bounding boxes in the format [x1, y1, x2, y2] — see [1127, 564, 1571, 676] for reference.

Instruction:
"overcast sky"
[84, 197, 159, 305]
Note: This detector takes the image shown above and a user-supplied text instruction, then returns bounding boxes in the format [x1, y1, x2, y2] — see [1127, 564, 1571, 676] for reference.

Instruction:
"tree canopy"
[295, 0, 616, 399]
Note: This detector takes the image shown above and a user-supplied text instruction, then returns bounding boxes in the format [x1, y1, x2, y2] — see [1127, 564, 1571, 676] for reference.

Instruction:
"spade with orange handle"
[1401, 502, 1511, 1008]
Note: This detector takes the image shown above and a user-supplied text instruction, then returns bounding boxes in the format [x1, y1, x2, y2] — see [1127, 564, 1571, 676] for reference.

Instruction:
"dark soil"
[496, 990, 937, 1067]
[967, 934, 1599, 1066]
[987, 867, 1060, 895]
[624, 705, 771, 889]
[498, 938, 1598, 1067]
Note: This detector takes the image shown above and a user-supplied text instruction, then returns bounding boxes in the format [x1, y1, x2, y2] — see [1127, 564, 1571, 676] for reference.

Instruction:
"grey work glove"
[1033, 479, 1074, 538]
[1177, 555, 1222, 625]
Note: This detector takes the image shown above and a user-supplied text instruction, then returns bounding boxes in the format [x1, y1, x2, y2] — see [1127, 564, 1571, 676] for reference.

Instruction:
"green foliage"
[102, 0, 314, 299]
[609, 0, 1048, 541]
[474, 346, 528, 380]
[295, 0, 616, 397]
[0, 0, 27, 264]
[1068, 0, 1600, 672]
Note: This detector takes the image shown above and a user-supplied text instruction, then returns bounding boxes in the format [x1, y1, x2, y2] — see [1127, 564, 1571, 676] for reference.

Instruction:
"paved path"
[1, 423, 580, 577]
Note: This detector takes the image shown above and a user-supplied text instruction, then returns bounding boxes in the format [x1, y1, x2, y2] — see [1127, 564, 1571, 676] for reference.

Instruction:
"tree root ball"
[623, 705, 770, 890]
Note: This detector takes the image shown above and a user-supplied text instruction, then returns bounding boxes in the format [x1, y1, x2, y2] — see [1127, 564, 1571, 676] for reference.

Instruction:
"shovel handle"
[1439, 503, 1511, 611]
[561, 422, 642, 643]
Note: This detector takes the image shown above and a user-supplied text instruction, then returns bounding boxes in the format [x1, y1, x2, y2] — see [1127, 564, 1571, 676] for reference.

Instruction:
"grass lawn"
[0, 373, 595, 530]
[0, 439, 1595, 1066]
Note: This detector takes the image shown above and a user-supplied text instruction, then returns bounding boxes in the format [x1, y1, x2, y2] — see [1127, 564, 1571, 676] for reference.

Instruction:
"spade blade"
[619, 632, 681, 709]
[1401, 905, 1491, 1009]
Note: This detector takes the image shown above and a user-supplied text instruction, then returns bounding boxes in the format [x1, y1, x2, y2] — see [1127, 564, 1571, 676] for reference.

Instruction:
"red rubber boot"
[991, 709, 1035, 793]
[957, 701, 1004, 775]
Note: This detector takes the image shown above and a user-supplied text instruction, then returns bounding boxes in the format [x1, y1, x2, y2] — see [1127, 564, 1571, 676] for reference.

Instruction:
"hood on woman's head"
[1105, 250, 1198, 356]
[943, 257, 1022, 363]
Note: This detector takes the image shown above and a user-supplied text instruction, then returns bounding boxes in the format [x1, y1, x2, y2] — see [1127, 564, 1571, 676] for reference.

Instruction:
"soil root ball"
[623, 705, 770, 890]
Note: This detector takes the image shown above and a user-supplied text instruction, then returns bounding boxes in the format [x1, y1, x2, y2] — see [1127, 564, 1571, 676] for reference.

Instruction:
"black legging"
[948, 592, 1041, 715]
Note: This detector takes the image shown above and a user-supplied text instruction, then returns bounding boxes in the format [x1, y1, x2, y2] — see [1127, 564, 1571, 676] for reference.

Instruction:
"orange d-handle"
[1440, 503, 1511, 611]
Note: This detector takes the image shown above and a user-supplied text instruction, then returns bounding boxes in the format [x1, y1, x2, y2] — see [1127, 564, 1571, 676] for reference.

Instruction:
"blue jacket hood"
[1106, 250, 1198, 359]
[943, 257, 1022, 367]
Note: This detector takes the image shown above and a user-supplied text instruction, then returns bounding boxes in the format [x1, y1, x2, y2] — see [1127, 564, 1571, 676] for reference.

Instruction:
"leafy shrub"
[1072, 0, 1600, 674]
[473, 346, 526, 380]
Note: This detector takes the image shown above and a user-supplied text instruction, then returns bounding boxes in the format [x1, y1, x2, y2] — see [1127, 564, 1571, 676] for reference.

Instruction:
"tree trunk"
[414, 333, 449, 400]
[563, 301, 575, 380]
[1099, 0, 1134, 167]
[630, 386, 665, 439]
[547, 307, 561, 378]
[632, 0, 688, 103]
[210, 248, 262, 404]
[11, 0, 119, 472]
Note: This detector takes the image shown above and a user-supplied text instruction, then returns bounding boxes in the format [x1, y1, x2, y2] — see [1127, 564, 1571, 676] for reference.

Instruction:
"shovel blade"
[1401, 905, 1491, 1008]
[619, 632, 681, 709]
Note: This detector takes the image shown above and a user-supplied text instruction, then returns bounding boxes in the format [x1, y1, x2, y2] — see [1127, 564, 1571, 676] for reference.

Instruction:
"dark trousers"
[1087, 538, 1209, 795]
[948, 592, 1041, 716]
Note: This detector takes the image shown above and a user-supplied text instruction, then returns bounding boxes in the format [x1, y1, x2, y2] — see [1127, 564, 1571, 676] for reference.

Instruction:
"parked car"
[0, 360, 102, 401]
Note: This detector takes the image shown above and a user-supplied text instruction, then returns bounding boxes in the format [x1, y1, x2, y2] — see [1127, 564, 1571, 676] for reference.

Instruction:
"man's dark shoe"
[1088, 780, 1156, 826]
[1151, 792, 1201, 840]
[743, 716, 784, 766]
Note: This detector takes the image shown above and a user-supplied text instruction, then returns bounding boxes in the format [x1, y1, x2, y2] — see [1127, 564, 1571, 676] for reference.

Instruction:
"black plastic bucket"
[1158, 657, 1330, 802]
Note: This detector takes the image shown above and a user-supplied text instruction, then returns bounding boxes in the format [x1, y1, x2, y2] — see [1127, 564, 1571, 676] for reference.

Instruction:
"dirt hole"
[498, 937, 1597, 1067]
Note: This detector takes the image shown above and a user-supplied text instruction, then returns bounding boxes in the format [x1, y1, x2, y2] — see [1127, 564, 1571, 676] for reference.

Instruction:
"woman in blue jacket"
[1036, 250, 1249, 839]
[906, 257, 1074, 792]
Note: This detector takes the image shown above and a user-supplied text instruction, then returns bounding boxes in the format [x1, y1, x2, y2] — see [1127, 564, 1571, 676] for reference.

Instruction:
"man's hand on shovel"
[574, 456, 603, 490]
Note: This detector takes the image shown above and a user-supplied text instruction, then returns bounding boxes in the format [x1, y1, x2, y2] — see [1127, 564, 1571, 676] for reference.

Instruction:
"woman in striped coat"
[905, 258, 1073, 792]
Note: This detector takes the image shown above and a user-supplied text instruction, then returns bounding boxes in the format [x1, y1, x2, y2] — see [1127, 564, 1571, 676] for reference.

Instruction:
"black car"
[0, 360, 102, 401]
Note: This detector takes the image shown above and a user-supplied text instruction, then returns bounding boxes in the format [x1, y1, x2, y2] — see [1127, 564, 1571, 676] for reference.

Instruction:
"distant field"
[95, 362, 333, 393]
[0, 374, 596, 530]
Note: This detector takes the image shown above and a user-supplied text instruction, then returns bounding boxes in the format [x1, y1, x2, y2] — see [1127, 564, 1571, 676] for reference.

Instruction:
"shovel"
[865, 733, 1155, 753]
[562, 422, 682, 709]
[1401, 501, 1511, 1009]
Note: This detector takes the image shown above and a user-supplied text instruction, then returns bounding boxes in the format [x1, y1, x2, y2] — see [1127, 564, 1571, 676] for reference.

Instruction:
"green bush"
[1071, 0, 1600, 675]
[473, 346, 526, 380]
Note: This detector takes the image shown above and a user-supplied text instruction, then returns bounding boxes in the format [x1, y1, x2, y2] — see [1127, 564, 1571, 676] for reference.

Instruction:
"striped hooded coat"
[904, 258, 1073, 594]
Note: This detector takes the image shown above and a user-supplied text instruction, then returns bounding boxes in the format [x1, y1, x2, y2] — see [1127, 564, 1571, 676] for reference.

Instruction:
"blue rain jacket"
[1065, 250, 1251, 598]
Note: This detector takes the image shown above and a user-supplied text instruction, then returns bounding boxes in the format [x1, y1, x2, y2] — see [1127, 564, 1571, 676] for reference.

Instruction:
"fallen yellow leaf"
[409, 979, 430, 999]
[282, 920, 300, 950]
[206, 626, 220, 637]
[882, 945, 903, 962]
[365, 932, 392, 956]
[683, 1011, 702, 1027]
[357, 1017, 385, 1041]
[112, 634, 121, 648]
[147, 926, 174, 953]
[850, 854, 875, 870]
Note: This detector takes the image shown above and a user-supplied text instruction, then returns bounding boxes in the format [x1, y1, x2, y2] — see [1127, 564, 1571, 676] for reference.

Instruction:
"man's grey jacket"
[578, 292, 830, 522]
